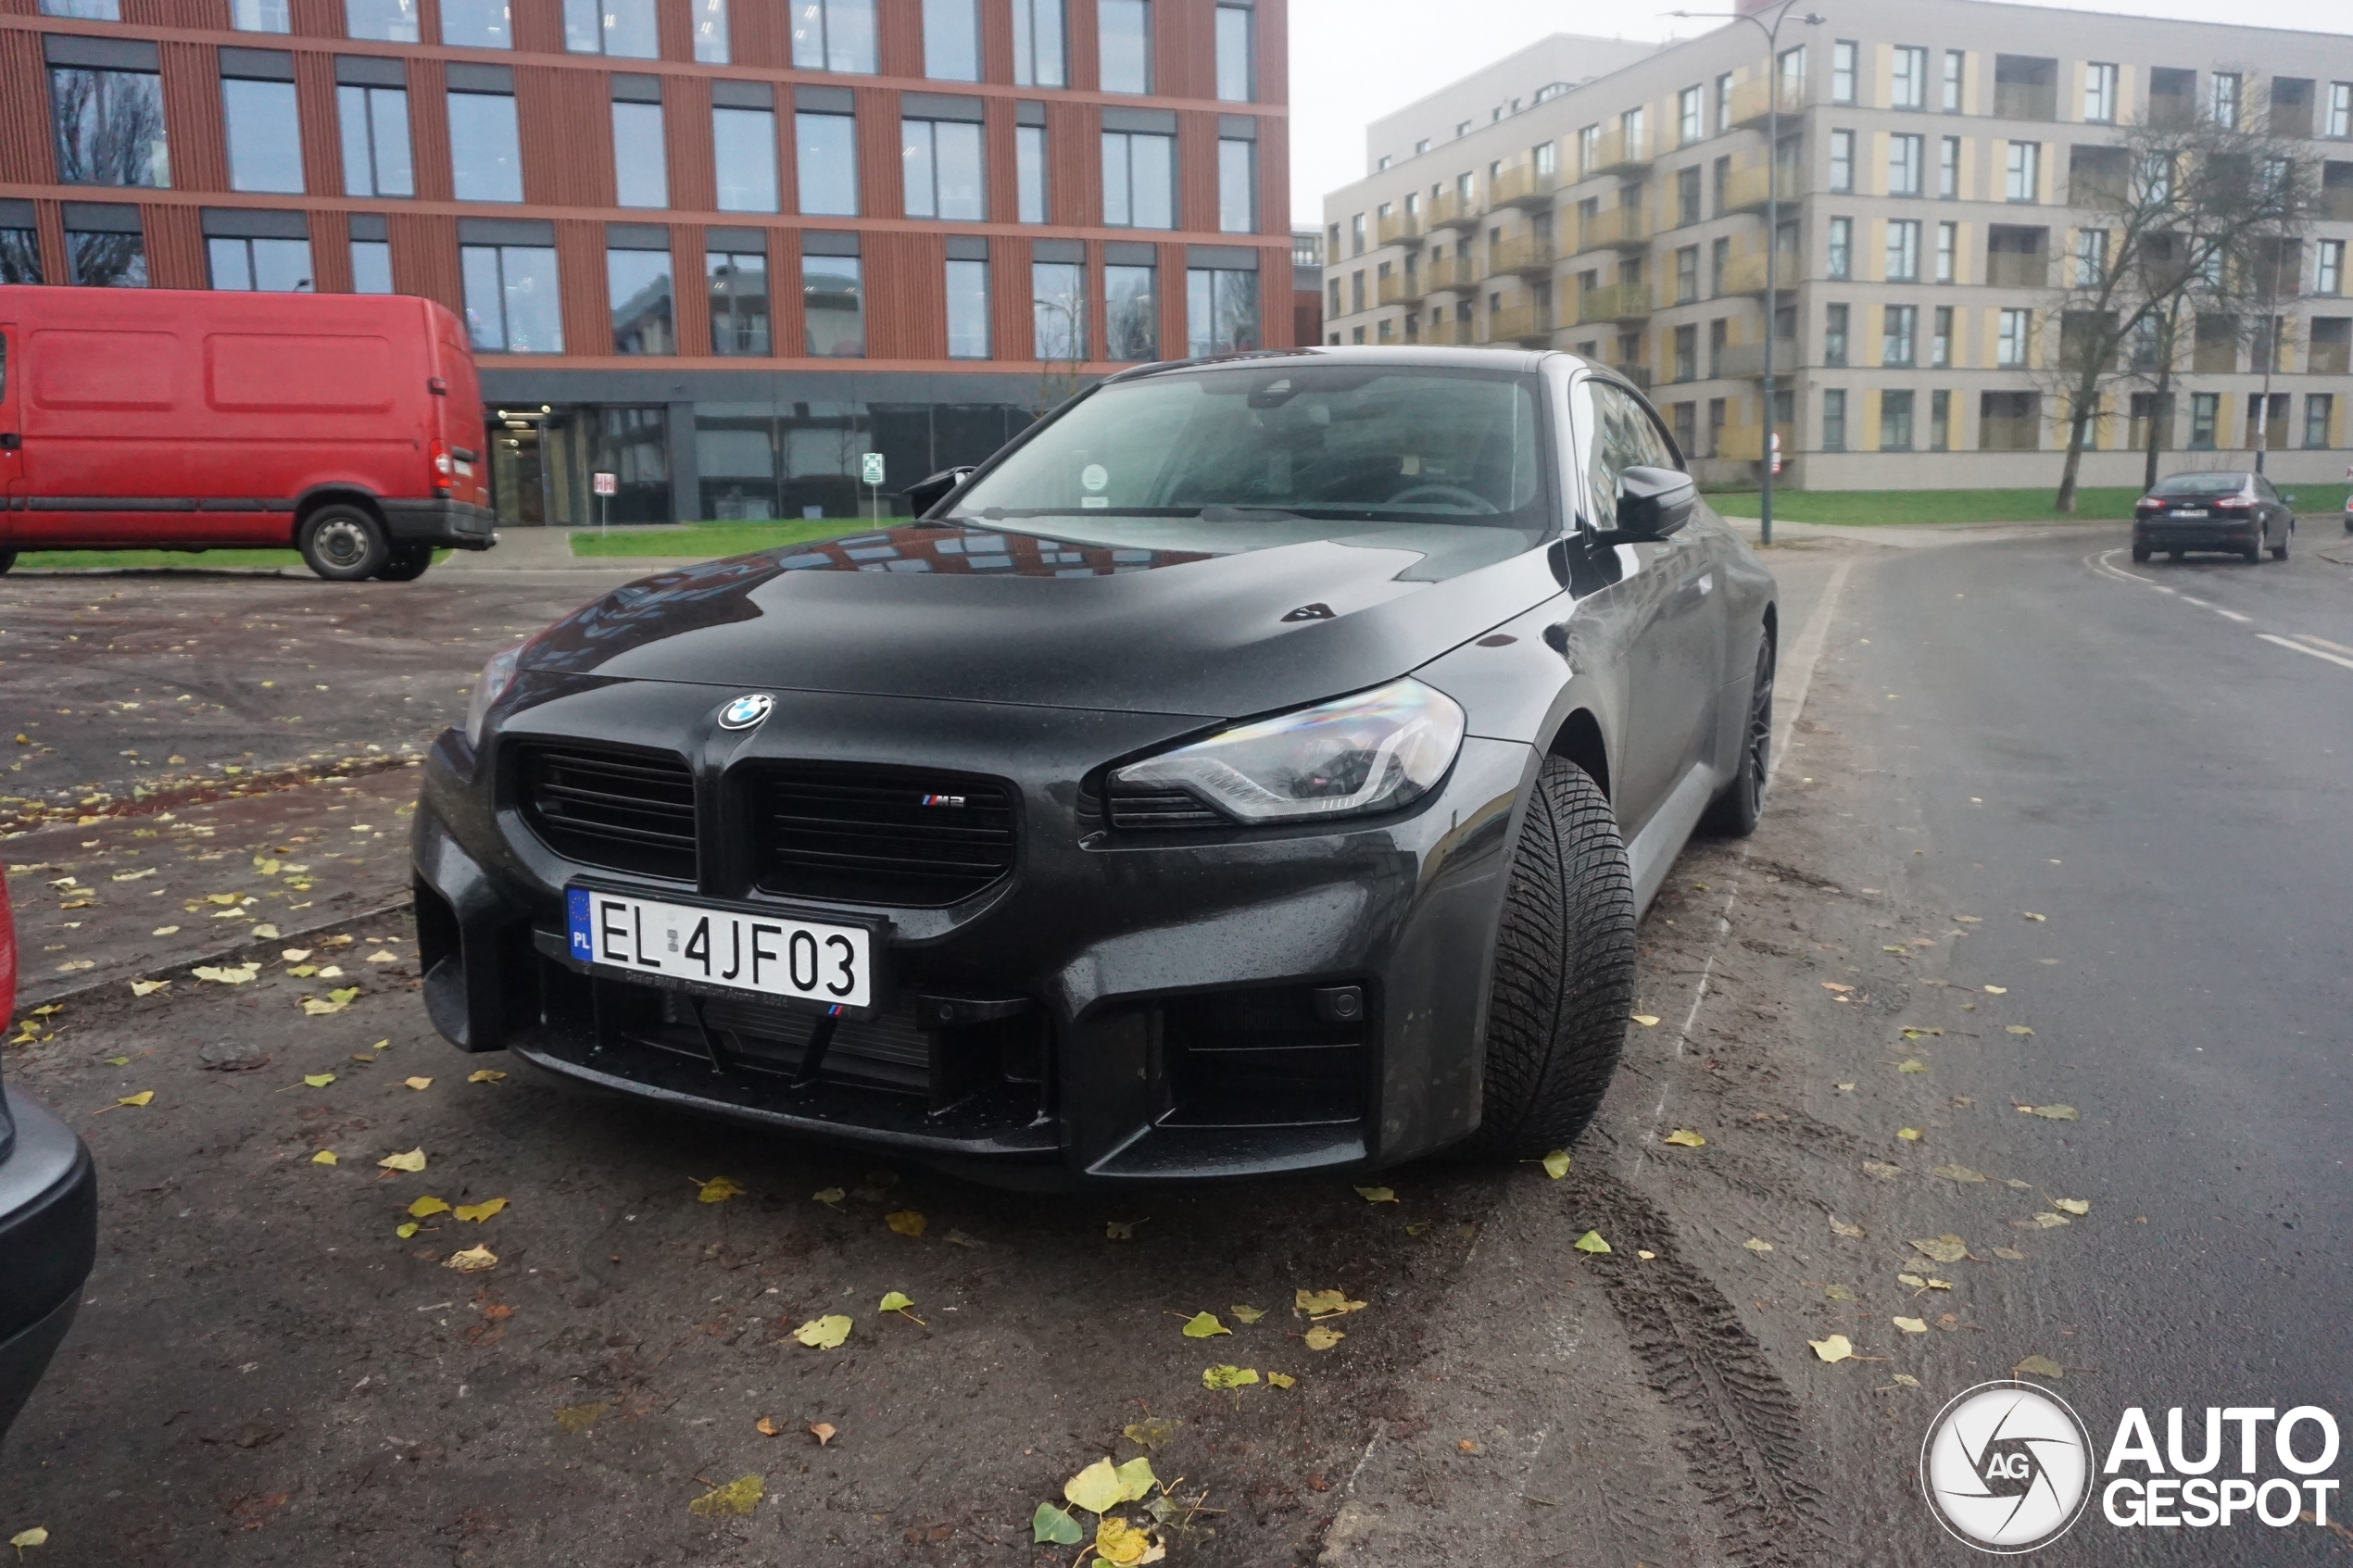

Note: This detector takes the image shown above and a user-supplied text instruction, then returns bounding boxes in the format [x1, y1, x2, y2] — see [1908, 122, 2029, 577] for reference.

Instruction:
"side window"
[1586, 382, 1670, 527]
[2255, 475, 2278, 501]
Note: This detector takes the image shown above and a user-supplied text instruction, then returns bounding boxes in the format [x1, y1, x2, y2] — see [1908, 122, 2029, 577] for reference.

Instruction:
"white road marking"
[2296, 633, 2353, 659]
[2259, 633, 2353, 672]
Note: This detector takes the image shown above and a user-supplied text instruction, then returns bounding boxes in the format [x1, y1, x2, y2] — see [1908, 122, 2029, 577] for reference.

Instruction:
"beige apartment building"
[1319, 0, 2353, 489]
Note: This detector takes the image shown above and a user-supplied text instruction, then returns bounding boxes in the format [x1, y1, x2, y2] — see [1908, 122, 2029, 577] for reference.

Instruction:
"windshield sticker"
[1082, 463, 1109, 492]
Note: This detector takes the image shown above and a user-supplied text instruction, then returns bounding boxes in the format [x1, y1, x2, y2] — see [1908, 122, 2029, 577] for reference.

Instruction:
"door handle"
[0, 433, 19, 450]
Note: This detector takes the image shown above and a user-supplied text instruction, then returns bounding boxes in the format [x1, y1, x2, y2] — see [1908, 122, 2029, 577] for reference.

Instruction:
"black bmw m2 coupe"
[412, 348, 1777, 1184]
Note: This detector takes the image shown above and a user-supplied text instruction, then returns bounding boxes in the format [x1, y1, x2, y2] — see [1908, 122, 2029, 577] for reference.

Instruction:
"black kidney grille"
[751, 765, 1015, 907]
[521, 746, 698, 882]
[1106, 783, 1225, 831]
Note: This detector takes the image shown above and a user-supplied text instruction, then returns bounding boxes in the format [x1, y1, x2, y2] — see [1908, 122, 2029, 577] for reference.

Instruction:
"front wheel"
[375, 544, 433, 581]
[2271, 536, 2289, 561]
[0, 548, 15, 576]
[1700, 630, 1774, 838]
[299, 504, 389, 581]
[2243, 532, 2265, 563]
[1458, 756, 1637, 1160]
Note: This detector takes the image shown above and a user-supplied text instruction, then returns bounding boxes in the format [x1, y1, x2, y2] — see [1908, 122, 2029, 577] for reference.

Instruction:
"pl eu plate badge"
[567, 887, 594, 960]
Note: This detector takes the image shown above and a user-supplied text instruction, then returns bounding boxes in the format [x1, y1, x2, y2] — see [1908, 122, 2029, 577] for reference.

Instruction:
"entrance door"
[490, 411, 547, 525]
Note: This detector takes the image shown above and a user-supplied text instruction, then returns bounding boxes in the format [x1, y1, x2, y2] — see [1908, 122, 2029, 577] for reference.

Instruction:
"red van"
[0, 286, 495, 582]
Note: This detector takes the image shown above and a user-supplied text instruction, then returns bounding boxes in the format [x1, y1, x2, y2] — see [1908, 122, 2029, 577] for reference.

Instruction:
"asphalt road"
[5, 533, 2348, 1566]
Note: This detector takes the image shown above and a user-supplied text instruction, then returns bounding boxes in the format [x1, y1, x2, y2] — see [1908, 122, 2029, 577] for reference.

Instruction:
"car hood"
[523, 520, 1563, 719]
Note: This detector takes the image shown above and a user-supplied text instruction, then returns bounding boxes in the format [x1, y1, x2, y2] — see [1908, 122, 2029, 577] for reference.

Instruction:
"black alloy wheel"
[1459, 755, 1638, 1160]
[299, 504, 391, 582]
[1701, 630, 1774, 839]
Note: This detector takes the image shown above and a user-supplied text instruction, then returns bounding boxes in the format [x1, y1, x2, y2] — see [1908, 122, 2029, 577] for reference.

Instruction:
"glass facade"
[610, 248, 675, 355]
[945, 257, 990, 358]
[793, 0, 876, 73]
[223, 78, 304, 194]
[208, 234, 313, 291]
[613, 101, 668, 207]
[804, 254, 864, 358]
[1214, 5, 1252, 102]
[0, 229, 41, 284]
[351, 238, 393, 293]
[1011, 0, 1064, 88]
[1186, 267, 1258, 357]
[1217, 138, 1253, 233]
[1033, 260, 1085, 360]
[66, 220, 145, 286]
[1102, 132, 1174, 229]
[51, 67, 170, 188]
[690, 399, 1029, 522]
[1016, 125, 1048, 222]
[796, 112, 858, 215]
[692, 0, 728, 63]
[338, 84, 413, 197]
[448, 92, 522, 202]
[439, 0, 510, 47]
[902, 118, 985, 220]
[344, 0, 419, 43]
[232, 0, 290, 31]
[924, 0, 979, 82]
[462, 243, 561, 352]
[713, 107, 779, 212]
[43, 0, 120, 17]
[1104, 264, 1156, 360]
[566, 0, 656, 56]
[708, 248, 771, 355]
[1098, 0, 1150, 94]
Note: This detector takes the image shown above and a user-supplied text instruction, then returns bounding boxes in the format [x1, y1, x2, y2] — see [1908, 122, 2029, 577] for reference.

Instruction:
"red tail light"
[2216, 496, 2251, 510]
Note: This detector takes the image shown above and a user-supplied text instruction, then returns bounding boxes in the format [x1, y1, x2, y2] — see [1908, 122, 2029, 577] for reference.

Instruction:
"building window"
[1882, 304, 1916, 365]
[1032, 257, 1085, 359]
[690, 0, 727, 63]
[1881, 389, 1914, 449]
[1886, 133, 1921, 197]
[232, 0, 290, 32]
[222, 72, 303, 194]
[919, 0, 979, 81]
[1102, 131, 1175, 229]
[1352, 211, 1367, 255]
[208, 233, 311, 291]
[1824, 302, 1849, 365]
[1016, 122, 1048, 221]
[1944, 50, 1965, 112]
[2306, 394, 2334, 448]
[1678, 85, 1703, 145]
[440, 0, 510, 47]
[1715, 72, 1732, 134]
[611, 98, 667, 208]
[794, 0, 876, 73]
[1708, 235, 1729, 295]
[1099, 0, 1151, 95]
[1012, 0, 1065, 88]
[1997, 307, 2031, 367]
[1188, 266, 1259, 356]
[1890, 45, 1927, 110]
[1939, 136, 1959, 198]
[2320, 239, 2346, 295]
[350, 235, 391, 292]
[1886, 220, 1919, 281]
[609, 245, 674, 355]
[903, 116, 985, 221]
[1936, 220, 1957, 282]
[1822, 388, 1847, 449]
[1831, 40, 1857, 105]
[1348, 270, 1363, 314]
[344, 0, 418, 43]
[338, 82, 412, 198]
[53, 62, 170, 188]
[1675, 165, 1701, 226]
[2005, 140, 2039, 202]
[1215, 5, 1253, 102]
[1778, 44, 1806, 99]
[2211, 71, 2241, 129]
[64, 210, 144, 285]
[2331, 82, 2353, 139]
[1673, 322, 1697, 381]
[448, 88, 522, 202]
[1829, 130, 1853, 192]
[461, 243, 560, 351]
[1930, 388, 1950, 449]
[1931, 305, 1953, 366]
[794, 110, 854, 215]
[707, 245, 770, 354]
[1671, 244, 1696, 303]
[2074, 227, 2108, 287]
[1827, 217, 1852, 280]
[2084, 62, 2117, 123]
[804, 249, 864, 357]
[945, 255, 989, 358]
[566, 0, 656, 56]
[2189, 391, 2219, 448]
[1218, 138, 1255, 233]
[1104, 263, 1155, 358]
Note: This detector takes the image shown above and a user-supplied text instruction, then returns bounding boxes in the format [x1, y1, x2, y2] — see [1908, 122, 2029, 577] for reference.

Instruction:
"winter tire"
[1459, 755, 1638, 1159]
[1700, 629, 1774, 839]
[375, 544, 433, 581]
[299, 504, 390, 582]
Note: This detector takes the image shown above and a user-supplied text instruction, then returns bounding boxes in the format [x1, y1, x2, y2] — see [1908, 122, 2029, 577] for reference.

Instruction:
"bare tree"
[2038, 90, 2309, 510]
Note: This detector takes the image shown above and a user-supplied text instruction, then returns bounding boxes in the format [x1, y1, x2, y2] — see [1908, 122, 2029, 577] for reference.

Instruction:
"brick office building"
[2, 0, 1290, 524]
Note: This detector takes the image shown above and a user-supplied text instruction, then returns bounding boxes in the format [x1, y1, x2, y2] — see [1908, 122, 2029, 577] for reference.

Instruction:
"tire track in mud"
[1565, 1163, 1828, 1568]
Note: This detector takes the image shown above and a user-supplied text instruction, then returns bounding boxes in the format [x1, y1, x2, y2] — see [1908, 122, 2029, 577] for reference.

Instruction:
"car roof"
[1101, 344, 1585, 383]
[2155, 470, 2251, 486]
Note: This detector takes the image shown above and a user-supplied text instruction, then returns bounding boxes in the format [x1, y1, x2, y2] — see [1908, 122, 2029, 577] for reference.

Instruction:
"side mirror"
[905, 465, 976, 518]
[1609, 465, 1697, 541]
[2282, 493, 2297, 504]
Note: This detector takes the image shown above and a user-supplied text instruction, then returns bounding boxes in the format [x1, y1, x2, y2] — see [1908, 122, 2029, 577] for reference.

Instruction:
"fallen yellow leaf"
[444, 1244, 497, 1272]
[812, 1187, 845, 1206]
[686, 1476, 763, 1517]
[310, 1150, 337, 1165]
[808, 1422, 836, 1445]
[378, 1148, 428, 1173]
[1897, 1128, 1923, 1142]
[1630, 1014, 1660, 1027]
[1982, 985, 2007, 995]
[466, 1070, 506, 1084]
[1661, 1129, 1706, 1148]
[755, 1415, 783, 1436]
[454, 1198, 507, 1223]
[303, 1073, 336, 1088]
[2055, 1198, 2090, 1216]
[1094, 1514, 1152, 1565]
[395, 1221, 419, 1238]
[2005, 1025, 2035, 1036]
[1266, 1371, 1296, 1388]
[697, 1175, 744, 1204]
[1894, 1316, 1929, 1335]
[1909, 1236, 1969, 1263]
[250, 923, 281, 940]
[2032, 1211, 2071, 1229]
[1809, 1334, 1854, 1363]
[300, 997, 347, 1016]
[192, 963, 258, 984]
[1896, 1059, 1930, 1073]
[1202, 1365, 1259, 1391]
[1353, 1185, 1398, 1204]
[1829, 1217, 1866, 1237]
[1180, 1311, 1229, 1338]
[2013, 1354, 2066, 1379]
[1294, 1289, 1365, 1318]
[8, 1527, 49, 1551]
[1931, 1164, 1986, 1184]
[791, 1315, 851, 1349]
[1743, 1237, 1773, 1253]
[129, 979, 169, 997]
[408, 1196, 452, 1218]
[403, 1076, 433, 1091]
[2028, 1104, 2079, 1121]
[553, 1400, 609, 1433]
[1573, 1229, 1612, 1254]
[885, 1209, 926, 1237]
[1064, 1458, 1128, 1513]
[1230, 1304, 1266, 1323]
[1302, 1325, 1345, 1351]
[115, 1091, 154, 1108]
[1541, 1149, 1570, 1178]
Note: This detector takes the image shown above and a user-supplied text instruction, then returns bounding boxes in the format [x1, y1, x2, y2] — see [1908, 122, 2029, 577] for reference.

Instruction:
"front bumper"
[382, 497, 497, 551]
[410, 678, 1535, 1183]
[0, 1087, 98, 1442]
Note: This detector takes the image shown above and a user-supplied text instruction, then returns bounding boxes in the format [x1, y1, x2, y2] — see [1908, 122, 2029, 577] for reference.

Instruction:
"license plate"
[454, 459, 474, 477]
[565, 887, 872, 1009]
[2173, 509, 2208, 519]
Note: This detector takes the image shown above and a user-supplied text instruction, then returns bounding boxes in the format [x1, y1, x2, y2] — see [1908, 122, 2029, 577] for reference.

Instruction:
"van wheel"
[1458, 755, 1637, 1160]
[300, 505, 389, 581]
[375, 545, 433, 582]
[0, 548, 15, 576]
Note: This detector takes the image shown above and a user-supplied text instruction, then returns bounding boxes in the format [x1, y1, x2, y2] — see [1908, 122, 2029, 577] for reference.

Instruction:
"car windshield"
[2151, 473, 2247, 496]
[948, 362, 1547, 529]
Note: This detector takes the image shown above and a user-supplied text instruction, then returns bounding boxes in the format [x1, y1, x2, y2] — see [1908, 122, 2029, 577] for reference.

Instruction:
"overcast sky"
[1290, 0, 2353, 222]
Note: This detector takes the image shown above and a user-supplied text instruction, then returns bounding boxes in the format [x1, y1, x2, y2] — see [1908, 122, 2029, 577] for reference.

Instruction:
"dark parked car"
[0, 868, 100, 1442]
[412, 348, 1777, 1182]
[2132, 471, 2296, 562]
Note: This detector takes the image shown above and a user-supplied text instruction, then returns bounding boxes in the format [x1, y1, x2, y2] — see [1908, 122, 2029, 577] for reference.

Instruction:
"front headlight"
[1113, 678, 1466, 823]
[464, 645, 523, 750]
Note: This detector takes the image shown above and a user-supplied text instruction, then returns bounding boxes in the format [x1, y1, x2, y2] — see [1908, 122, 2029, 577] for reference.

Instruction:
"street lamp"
[1669, 1, 1823, 547]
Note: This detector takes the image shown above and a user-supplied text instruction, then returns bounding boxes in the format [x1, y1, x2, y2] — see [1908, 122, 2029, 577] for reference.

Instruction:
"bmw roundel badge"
[717, 693, 774, 731]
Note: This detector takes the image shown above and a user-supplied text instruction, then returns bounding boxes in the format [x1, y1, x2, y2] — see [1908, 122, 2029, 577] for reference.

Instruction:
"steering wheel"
[1385, 483, 1498, 514]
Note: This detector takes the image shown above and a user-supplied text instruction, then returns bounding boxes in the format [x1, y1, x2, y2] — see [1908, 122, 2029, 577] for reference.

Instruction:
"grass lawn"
[570, 519, 882, 558]
[1706, 483, 2353, 526]
[10, 547, 308, 571]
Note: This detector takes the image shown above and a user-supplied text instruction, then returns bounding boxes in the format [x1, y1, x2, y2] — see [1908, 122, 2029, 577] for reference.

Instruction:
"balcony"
[1578, 204, 1651, 253]
[1728, 74, 1809, 127]
[1426, 316, 1474, 346]
[1485, 304, 1555, 345]
[1427, 188, 1480, 232]
[1378, 269, 1427, 307]
[1487, 234, 1557, 278]
[1376, 207, 1423, 246]
[1713, 250, 1772, 295]
[1574, 282, 1654, 325]
[1578, 128, 1651, 179]
[1984, 251, 2050, 288]
[1717, 338, 1802, 378]
[1718, 161, 1808, 213]
[2318, 188, 2353, 222]
[1428, 252, 1479, 293]
[1489, 161, 1560, 210]
[1713, 421, 1767, 461]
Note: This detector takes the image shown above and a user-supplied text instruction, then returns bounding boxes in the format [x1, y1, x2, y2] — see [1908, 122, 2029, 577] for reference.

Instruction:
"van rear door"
[0, 317, 21, 534]
[430, 315, 488, 510]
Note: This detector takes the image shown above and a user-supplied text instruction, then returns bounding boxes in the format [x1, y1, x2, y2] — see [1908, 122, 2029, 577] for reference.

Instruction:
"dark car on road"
[2132, 471, 2296, 563]
[411, 348, 1777, 1183]
[0, 868, 100, 1442]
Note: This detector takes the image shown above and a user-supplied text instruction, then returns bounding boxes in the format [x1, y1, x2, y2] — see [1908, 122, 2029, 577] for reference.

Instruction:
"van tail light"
[430, 438, 455, 495]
